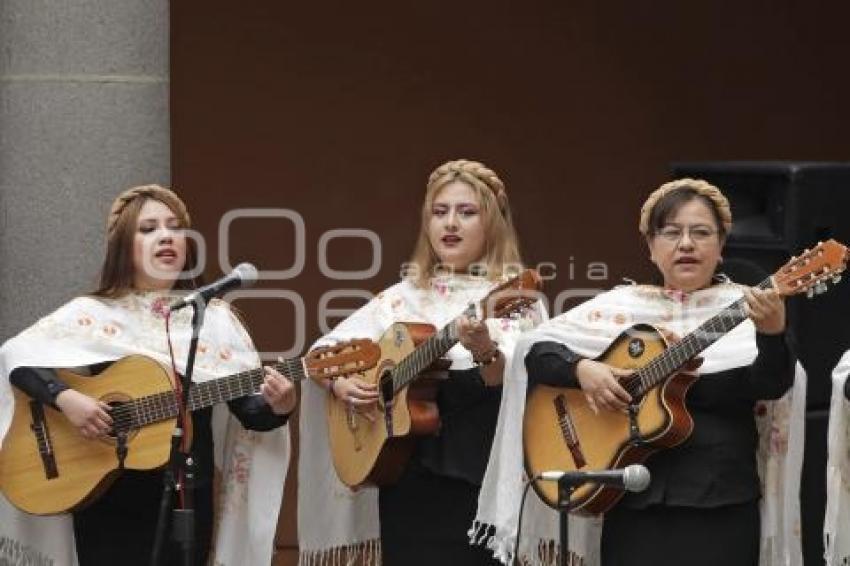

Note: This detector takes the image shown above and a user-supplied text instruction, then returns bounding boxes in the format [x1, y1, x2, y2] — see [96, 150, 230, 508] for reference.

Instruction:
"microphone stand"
[150, 299, 206, 566]
[557, 476, 576, 566]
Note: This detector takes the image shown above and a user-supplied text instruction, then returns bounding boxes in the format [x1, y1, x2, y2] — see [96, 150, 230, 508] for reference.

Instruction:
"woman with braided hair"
[476, 178, 805, 565]
[0, 185, 295, 565]
[298, 159, 546, 565]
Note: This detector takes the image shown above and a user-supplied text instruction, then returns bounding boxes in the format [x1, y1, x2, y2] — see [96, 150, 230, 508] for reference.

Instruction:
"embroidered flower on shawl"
[230, 449, 251, 484]
[756, 400, 791, 465]
[150, 296, 170, 319]
[663, 288, 689, 303]
[391, 297, 404, 312]
[433, 279, 449, 296]
[101, 323, 121, 337]
[769, 423, 789, 456]
[495, 310, 539, 336]
[633, 285, 666, 302]
[218, 446, 253, 514]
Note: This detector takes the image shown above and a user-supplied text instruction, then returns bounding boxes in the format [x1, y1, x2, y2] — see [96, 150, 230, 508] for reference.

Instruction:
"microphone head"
[623, 464, 651, 492]
[233, 262, 259, 288]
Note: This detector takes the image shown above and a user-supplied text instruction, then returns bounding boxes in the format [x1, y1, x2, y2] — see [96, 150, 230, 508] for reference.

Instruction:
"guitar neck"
[130, 357, 306, 428]
[632, 278, 773, 396]
[391, 322, 459, 393]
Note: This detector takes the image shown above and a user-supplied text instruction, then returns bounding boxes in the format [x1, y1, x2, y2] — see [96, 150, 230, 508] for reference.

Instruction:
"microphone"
[538, 464, 651, 493]
[169, 263, 259, 311]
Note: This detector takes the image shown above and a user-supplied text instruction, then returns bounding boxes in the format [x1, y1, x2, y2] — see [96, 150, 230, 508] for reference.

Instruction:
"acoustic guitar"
[524, 239, 849, 515]
[0, 340, 379, 515]
[327, 269, 542, 488]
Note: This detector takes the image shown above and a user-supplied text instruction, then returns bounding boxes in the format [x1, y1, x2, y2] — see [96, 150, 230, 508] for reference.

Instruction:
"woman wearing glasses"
[478, 179, 804, 565]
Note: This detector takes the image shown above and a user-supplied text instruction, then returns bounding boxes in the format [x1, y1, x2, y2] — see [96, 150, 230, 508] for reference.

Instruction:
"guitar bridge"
[627, 403, 645, 446]
[554, 395, 586, 468]
[28, 401, 58, 480]
[345, 404, 363, 452]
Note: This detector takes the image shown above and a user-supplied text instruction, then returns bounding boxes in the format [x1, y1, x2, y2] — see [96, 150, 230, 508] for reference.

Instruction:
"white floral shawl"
[0, 292, 290, 566]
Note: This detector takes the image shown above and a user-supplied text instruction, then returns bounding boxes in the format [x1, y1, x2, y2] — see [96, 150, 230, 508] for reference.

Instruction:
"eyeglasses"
[654, 226, 719, 243]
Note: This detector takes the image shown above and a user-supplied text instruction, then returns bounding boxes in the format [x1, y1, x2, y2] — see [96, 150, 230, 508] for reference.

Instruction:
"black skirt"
[378, 461, 500, 566]
[73, 470, 213, 566]
[600, 501, 760, 566]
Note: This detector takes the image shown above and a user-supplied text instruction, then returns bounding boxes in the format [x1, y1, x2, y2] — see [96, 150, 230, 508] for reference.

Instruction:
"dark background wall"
[170, 2, 850, 564]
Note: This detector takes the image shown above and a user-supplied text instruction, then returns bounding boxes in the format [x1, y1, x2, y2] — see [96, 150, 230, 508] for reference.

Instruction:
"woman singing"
[0, 185, 295, 565]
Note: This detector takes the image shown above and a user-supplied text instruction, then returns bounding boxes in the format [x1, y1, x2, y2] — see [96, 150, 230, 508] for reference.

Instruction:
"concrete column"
[0, 0, 170, 340]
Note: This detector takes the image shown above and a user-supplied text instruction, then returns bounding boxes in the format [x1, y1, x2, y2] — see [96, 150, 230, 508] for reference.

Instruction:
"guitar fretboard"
[627, 278, 773, 398]
[391, 323, 459, 393]
[115, 358, 305, 429]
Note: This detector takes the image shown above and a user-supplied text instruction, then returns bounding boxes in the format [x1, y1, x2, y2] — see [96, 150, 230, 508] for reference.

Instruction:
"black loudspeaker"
[670, 161, 850, 408]
[671, 161, 850, 566]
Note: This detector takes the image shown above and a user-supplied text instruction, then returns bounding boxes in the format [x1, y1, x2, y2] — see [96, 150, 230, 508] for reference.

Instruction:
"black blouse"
[414, 368, 502, 486]
[525, 333, 794, 508]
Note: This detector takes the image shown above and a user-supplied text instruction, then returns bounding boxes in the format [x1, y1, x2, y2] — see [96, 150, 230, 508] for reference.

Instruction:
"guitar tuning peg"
[815, 281, 829, 295]
[806, 287, 815, 299]
[833, 274, 843, 285]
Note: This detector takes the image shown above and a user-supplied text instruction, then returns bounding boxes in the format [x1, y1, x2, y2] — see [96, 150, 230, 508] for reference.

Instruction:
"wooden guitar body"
[524, 324, 697, 514]
[327, 322, 442, 487]
[0, 356, 175, 515]
[326, 268, 544, 488]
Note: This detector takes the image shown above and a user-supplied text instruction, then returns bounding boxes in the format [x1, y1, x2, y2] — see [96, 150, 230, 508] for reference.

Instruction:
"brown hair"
[640, 178, 732, 238]
[645, 188, 728, 239]
[93, 185, 201, 298]
[407, 159, 522, 287]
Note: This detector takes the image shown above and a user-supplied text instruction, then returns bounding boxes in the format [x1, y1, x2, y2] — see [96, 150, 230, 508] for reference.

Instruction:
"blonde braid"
[427, 159, 508, 214]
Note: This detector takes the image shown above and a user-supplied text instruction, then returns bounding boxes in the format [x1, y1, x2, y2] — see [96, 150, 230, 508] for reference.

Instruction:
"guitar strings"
[628, 278, 770, 398]
[104, 359, 303, 430]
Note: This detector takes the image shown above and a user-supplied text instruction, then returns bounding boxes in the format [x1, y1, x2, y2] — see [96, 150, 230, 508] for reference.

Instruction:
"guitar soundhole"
[627, 338, 645, 358]
[379, 370, 394, 406]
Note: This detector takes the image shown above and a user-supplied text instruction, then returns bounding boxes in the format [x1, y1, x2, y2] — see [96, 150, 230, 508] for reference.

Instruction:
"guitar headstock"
[303, 339, 381, 379]
[773, 239, 849, 298]
[480, 269, 543, 319]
